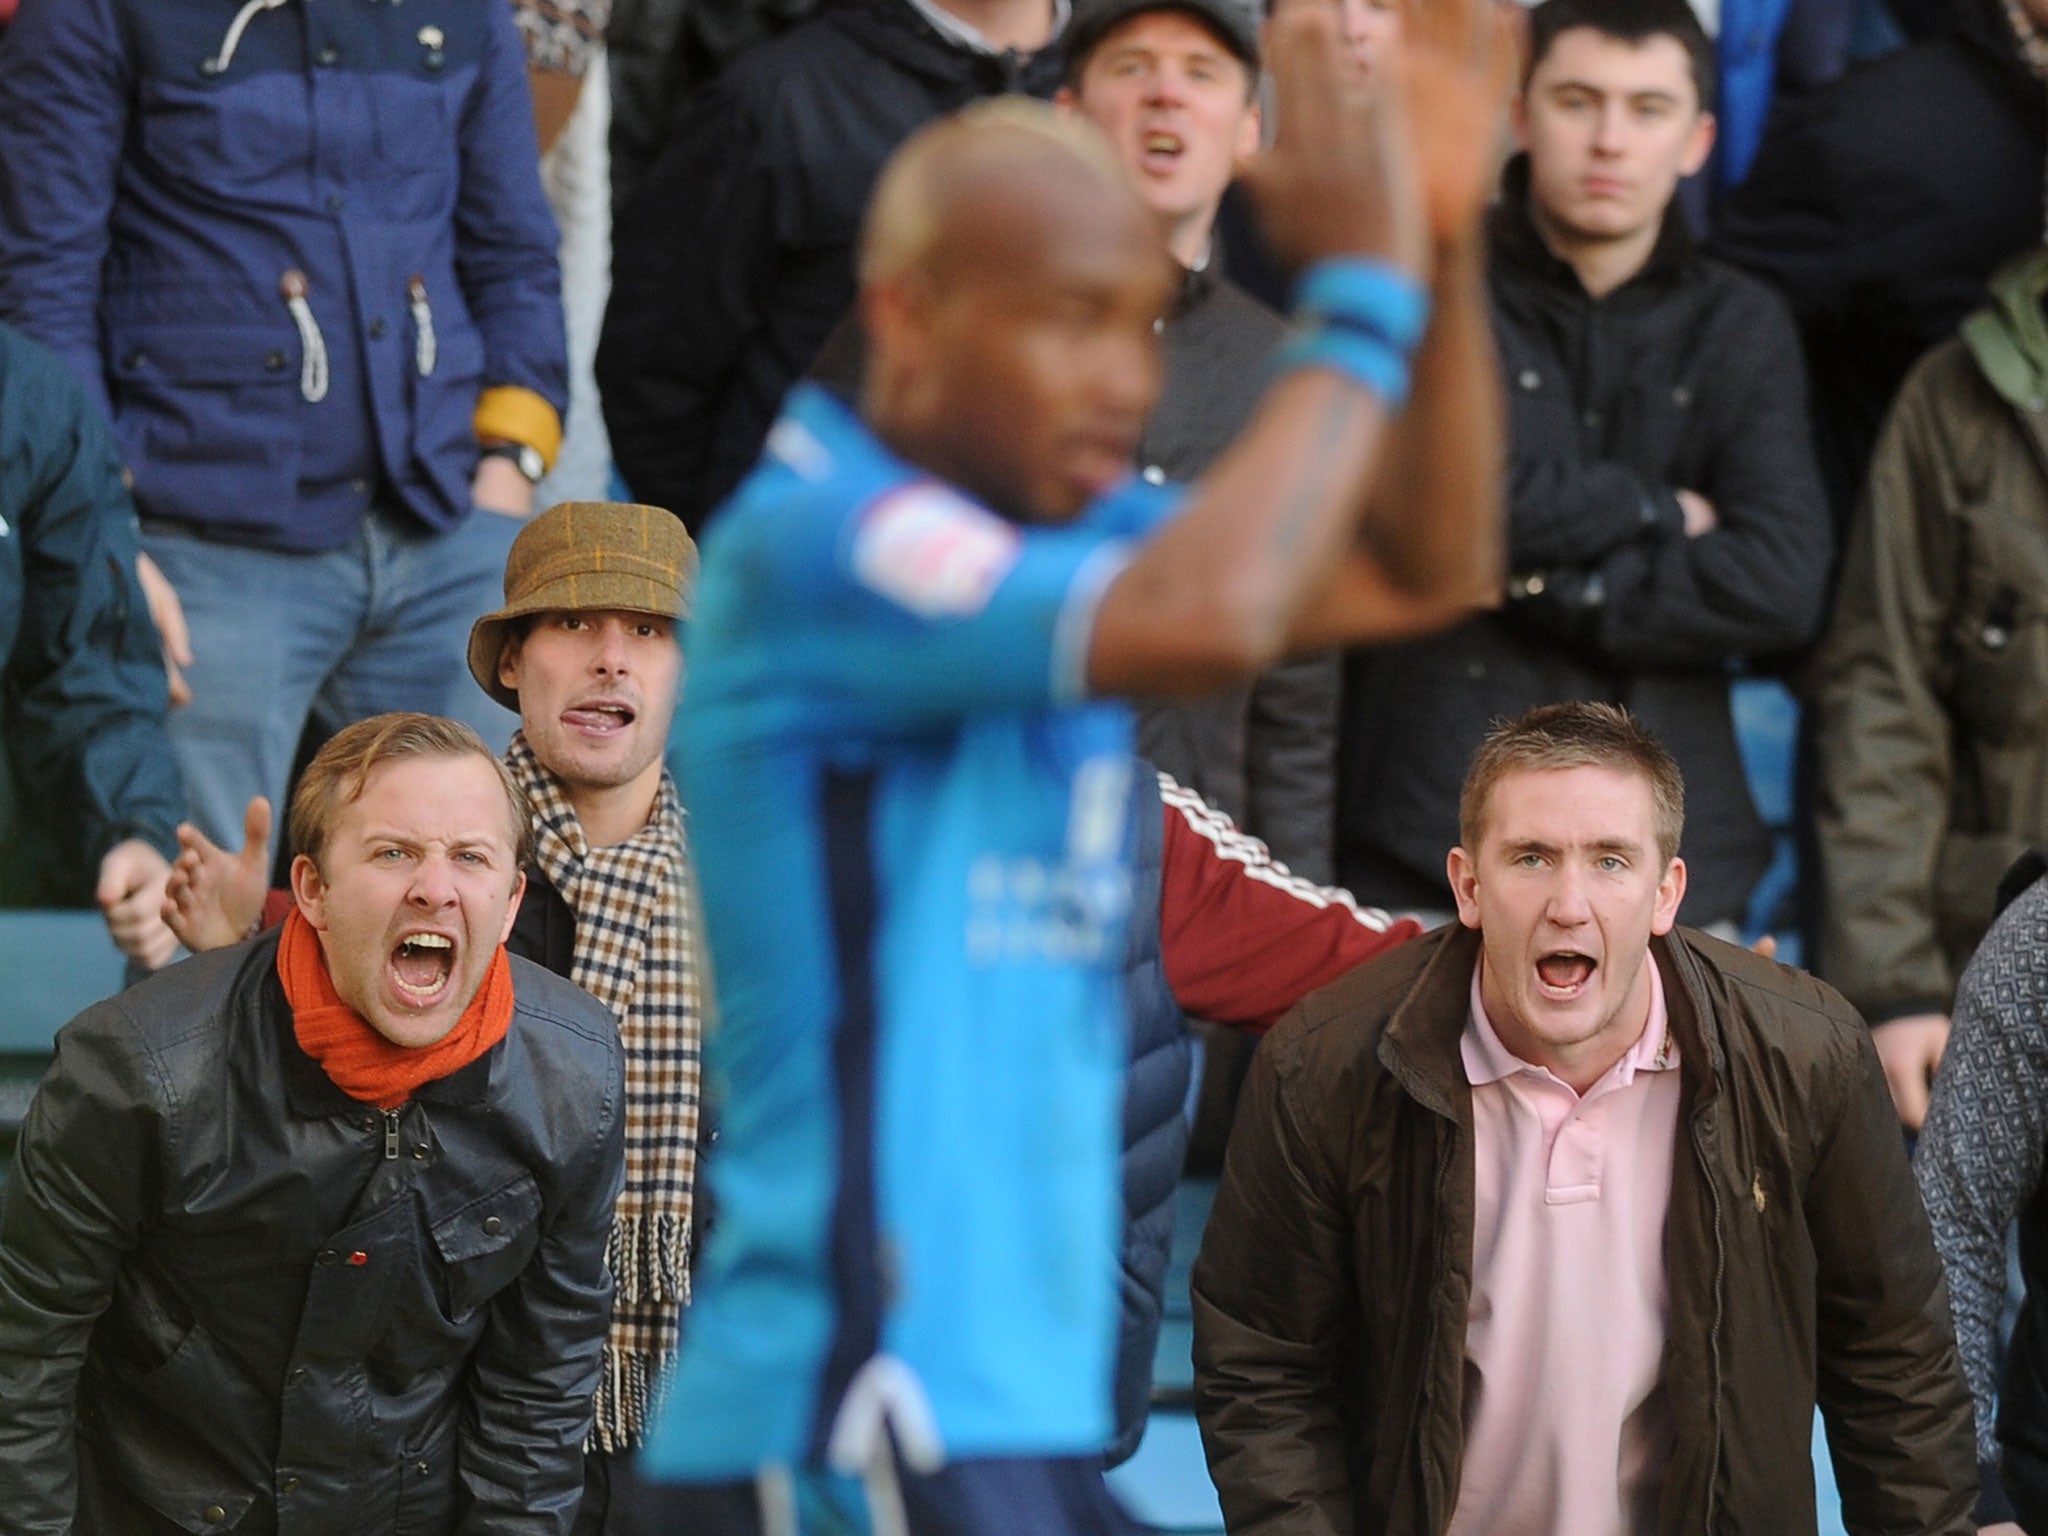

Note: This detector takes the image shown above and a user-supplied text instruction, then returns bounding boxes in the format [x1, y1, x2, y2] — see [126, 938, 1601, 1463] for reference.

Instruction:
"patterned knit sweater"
[1916, 870, 2048, 1526]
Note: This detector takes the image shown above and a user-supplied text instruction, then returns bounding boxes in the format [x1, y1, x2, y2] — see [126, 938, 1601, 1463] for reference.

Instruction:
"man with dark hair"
[1195, 701, 1975, 1536]
[629, 0, 1511, 1523]
[0, 712, 626, 1533]
[1336, 0, 1831, 942]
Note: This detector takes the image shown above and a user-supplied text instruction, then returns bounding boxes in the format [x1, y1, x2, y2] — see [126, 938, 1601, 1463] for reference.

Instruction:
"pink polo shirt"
[1444, 955, 1683, 1536]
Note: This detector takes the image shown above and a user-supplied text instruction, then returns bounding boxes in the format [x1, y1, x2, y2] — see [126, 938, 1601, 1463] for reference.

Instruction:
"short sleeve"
[770, 479, 1144, 725]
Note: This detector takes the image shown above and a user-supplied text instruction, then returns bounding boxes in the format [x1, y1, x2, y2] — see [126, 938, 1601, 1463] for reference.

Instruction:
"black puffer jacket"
[0, 932, 626, 1535]
[1337, 165, 1831, 926]
[597, 0, 1061, 531]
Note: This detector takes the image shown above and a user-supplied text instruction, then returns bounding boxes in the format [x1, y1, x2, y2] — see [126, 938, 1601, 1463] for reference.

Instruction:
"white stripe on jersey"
[1156, 772, 1399, 933]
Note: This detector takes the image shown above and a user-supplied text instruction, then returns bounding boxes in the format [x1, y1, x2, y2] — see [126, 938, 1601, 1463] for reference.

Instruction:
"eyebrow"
[360, 830, 502, 856]
[1499, 837, 1646, 858]
[1546, 80, 1684, 107]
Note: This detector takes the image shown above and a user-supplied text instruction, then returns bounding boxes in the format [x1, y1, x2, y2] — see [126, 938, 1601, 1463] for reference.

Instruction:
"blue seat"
[0, 910, 127, 1159]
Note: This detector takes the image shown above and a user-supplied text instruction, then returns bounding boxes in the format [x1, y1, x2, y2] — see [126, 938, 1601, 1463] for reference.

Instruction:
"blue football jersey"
[640, 386, 1180, 1479]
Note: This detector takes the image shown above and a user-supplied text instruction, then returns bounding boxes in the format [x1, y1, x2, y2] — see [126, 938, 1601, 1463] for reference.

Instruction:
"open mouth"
[391, 931, 455, 1006]
[1535, 950, 1596, 998]
[562, 702, 635, 736]
[1139, 130, 1184, 171]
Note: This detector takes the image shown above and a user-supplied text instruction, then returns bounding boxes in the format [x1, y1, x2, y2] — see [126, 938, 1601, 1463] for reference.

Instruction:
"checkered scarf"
[505, 733, 702, 1452]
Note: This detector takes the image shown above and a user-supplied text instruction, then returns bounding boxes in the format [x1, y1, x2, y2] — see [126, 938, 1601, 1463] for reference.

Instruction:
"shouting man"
[161, 500, 706, 1536]
[0, 713, 626, 1532]
[1195, 702, 1974, 1536]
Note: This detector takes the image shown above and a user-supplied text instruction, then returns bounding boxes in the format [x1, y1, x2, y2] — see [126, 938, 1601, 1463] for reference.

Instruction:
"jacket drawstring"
[279, 269, 329, 403]
[408, 275, 437, 377]
[203, 0, 290, 77]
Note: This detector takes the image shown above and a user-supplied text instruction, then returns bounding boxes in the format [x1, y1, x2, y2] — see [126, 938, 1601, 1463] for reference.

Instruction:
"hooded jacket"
[1712, 0, 2048, 527]
[596, 0, 1062, 532]
[1813, 247, 2048, 1025]
[0, 0, 568, 553]
[1336, 164, 1832, 927]
[1193, 923, 1976, 1536]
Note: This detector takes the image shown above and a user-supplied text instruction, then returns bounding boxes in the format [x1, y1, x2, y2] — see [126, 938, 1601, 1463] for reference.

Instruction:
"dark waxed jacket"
[1135, 261, 1339, 882]
[1192, 923, 1976, 1536]
[1337, 166, 1832, 926]
[0, 320, 180, 899]
[597, 0, 1062, 533]
[1812, 268, 2048, 1027]
[0, 931, 626, 1535]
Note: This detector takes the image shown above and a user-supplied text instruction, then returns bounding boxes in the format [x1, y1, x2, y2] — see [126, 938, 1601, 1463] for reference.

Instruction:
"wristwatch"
[479, 441, 544, 483]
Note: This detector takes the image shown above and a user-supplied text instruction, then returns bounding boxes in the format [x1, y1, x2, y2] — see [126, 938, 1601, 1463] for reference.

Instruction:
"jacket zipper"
[384, 1108, 402, 1162]
[1692, 1109, 1725, 1532]
[1424, 1122, 1458, 1536]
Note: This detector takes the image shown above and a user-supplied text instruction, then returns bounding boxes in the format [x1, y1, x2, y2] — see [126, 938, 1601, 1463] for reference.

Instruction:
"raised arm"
[1087, 0, 1512, 697]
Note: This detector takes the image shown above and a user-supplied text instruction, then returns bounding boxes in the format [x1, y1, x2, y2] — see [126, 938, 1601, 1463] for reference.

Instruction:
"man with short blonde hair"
[162, 500, 707, 1536]
[0, 711, 626, 1533]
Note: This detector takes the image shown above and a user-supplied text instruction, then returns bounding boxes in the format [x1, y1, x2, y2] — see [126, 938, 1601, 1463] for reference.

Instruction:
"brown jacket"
[1814, 316, 2048, 1026]
[1191, 924, 1975, 1535]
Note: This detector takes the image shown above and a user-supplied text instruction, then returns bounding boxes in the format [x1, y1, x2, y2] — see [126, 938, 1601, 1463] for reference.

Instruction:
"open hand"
[1248, 0, 1428, 279]
[1403, 0, 1521, 248]
[162, 796, 273, 953]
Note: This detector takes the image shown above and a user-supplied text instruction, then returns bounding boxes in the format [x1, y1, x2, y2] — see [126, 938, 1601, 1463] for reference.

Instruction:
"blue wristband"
[1292, 258, 1431, 354]
[1274, 326, 1412, 409]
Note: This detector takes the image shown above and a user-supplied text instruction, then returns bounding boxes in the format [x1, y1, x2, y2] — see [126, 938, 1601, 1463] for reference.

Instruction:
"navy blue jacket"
[1113, 767, 1194, 1467]
[0, 321, 181, 897]
[0, 0, 566, 551]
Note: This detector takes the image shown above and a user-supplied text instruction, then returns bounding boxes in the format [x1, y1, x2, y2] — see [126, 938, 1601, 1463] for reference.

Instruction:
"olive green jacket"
[1814, 247, 2048, 1023]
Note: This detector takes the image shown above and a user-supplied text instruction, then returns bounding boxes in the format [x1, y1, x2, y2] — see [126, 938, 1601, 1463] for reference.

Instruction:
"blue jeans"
[140, 500, 523, 856]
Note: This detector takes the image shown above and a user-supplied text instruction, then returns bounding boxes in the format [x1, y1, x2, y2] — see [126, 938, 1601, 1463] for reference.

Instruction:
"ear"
[1447, 845, 1483, 931]
[1510, 90, 1531, 153]
[496, 632, 523, 693]
[1234, 98, 1262, 169]
[1650, 855, 1687, 936]
[497, 869, 527, 947]
[1053, 84, 1080, 117]
[290, 853, 331, 932]
[1678, 110, 1716, 179]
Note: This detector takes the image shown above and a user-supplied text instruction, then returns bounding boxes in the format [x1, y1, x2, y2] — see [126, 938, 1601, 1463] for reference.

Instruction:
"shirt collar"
[898, 0, 1070, 56]
[1461, 950, 1678, 1090]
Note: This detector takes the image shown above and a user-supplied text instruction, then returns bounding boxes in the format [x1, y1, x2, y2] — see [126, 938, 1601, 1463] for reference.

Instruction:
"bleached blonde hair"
[860, 97, 1131, 286]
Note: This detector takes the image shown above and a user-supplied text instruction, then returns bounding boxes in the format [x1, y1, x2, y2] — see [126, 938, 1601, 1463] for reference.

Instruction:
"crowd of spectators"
[6, 0, 2048, 1528]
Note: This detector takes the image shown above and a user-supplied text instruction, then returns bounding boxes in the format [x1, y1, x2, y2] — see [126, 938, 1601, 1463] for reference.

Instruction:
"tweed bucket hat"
[467, 501, 698, 711]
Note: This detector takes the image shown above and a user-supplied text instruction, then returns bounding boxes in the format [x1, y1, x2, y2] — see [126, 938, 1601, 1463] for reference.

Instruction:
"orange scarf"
[277, 907, 514, 1109]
